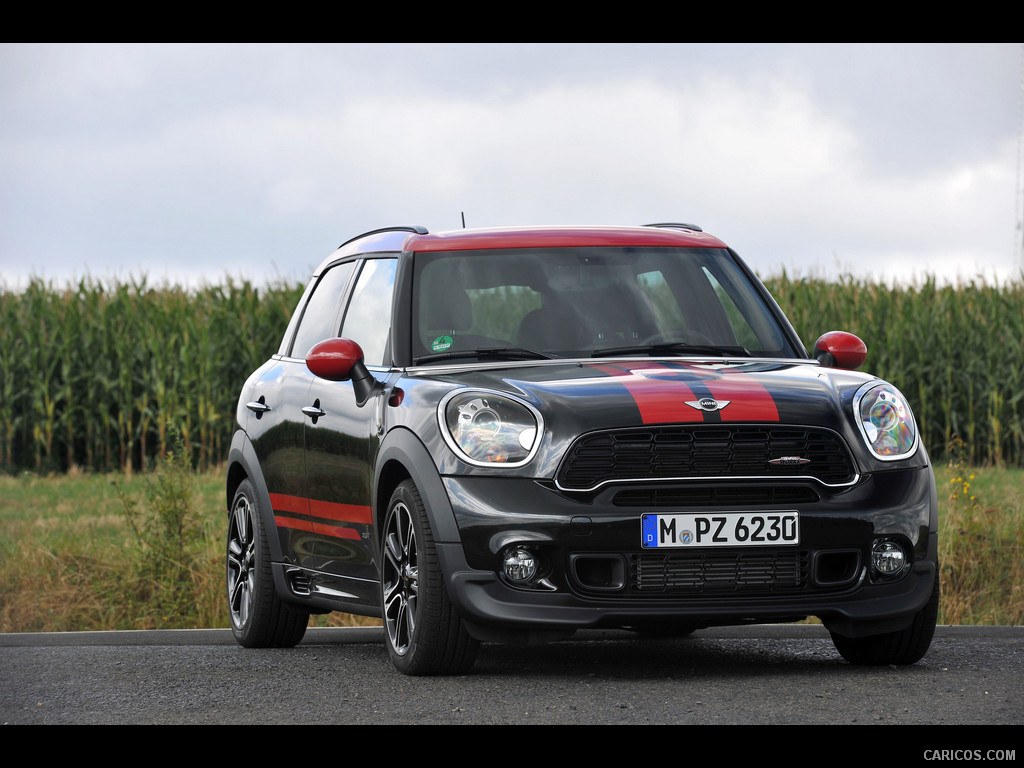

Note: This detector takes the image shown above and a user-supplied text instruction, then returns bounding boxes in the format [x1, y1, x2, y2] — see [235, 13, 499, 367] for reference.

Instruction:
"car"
[225, 222, 939, 675]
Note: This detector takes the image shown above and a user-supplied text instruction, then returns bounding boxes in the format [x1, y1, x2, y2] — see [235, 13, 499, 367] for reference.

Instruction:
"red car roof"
[405, 225, 727, 252]
[323, 225, 729, 270]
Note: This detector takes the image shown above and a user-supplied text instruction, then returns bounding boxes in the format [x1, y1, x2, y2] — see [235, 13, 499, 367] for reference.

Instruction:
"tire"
[227, 479, 308, 648]
[381, 480, 479, 675]
[830, 570, 939, 665]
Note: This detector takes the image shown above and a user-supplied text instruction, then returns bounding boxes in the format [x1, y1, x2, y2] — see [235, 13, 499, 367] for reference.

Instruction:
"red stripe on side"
[593, 363, 703, 424]
[308, 498, 373, 526]
[274, 515, 314, 532]
[269, 492, 370, 541]
[269, 492, 309, 515]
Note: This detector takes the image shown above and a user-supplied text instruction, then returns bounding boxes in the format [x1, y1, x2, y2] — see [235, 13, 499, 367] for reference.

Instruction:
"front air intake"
[557, 425, 856, 492]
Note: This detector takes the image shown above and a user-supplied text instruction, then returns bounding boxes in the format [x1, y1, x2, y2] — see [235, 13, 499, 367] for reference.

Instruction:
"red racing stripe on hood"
[592, 363, 703, 424]
[592, 362, 780, 423]
[705, 368, 780, 421]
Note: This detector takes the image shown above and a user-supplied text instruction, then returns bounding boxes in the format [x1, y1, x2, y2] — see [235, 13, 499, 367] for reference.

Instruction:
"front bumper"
[434, 466, 937, 642]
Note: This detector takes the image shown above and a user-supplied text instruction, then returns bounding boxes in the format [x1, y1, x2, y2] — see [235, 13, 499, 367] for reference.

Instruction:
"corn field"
[766, 273, 1024, 467]
[0, 277, 304, 473]
[0, 273, 1022, 473]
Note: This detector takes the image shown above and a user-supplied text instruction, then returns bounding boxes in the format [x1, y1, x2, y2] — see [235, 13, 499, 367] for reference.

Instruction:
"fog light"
[871, 539, 907, 576]
[503, 547, 537, 583]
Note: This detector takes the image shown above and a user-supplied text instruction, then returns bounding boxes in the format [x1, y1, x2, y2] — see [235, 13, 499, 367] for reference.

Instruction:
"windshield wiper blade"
[414, 347, 558, 365]
[591, 342, 750, 358]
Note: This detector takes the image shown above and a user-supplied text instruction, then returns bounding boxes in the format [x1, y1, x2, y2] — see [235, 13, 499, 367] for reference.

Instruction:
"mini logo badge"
[768, 456, 811, 466]
[685, 397, 730, 412]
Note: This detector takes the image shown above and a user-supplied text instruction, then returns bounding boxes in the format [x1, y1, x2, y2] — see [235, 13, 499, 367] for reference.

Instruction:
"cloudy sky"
[2, 43, 1021, 290]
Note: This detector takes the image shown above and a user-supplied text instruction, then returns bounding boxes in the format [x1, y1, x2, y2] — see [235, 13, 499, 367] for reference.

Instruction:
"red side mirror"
[306, 338, 364, 381]
[813, 331, 867, 370]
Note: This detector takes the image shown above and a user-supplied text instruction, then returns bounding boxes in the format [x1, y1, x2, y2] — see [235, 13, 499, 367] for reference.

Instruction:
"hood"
[403, 358, 933, 483]
[429, 358, 872, 431]
[411, 357, 920, 483]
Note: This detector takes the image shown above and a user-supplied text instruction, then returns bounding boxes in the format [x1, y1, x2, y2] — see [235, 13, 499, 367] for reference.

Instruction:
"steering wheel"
[641, 329, 715, 346]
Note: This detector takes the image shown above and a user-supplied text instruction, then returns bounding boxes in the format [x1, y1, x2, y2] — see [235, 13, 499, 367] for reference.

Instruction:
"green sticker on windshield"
[430, 335, 453, 352]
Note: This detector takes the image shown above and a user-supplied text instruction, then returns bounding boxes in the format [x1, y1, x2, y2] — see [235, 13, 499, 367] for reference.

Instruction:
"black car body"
[226, 224, 938, 674]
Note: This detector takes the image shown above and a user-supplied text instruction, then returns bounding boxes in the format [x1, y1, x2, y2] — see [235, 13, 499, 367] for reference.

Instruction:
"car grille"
[556, 425, 856, 491]
[630, 550, 808, 594]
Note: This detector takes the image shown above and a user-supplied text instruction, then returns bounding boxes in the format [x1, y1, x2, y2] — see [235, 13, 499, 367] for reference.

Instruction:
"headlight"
[439, 390, 542, 467]
[854, 382, 919, 460]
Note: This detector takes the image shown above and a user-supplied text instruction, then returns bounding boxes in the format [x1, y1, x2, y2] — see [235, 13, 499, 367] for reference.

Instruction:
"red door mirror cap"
[814, 331, 867, 370]
[306, 337, 365, 381]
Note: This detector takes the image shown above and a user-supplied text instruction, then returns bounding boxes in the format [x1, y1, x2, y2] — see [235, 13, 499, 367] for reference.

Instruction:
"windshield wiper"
[414, 347, 558, 365]
[591, 342, 750, 358]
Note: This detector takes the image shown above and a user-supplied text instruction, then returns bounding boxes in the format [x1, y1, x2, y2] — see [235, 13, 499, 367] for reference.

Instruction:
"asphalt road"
[1, 625, 1021, 732]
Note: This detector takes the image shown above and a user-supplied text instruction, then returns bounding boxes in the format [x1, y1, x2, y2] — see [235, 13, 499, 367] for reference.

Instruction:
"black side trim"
[643, 222, 703, 232]
[339, 225, 428, 248]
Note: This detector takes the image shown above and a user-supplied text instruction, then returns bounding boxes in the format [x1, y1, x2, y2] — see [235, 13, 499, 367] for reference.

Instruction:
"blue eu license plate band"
[641, 512, 800, 548]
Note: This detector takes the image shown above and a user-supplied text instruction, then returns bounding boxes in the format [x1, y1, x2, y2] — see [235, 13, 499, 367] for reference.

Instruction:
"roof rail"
[339, 225, 429, 248]
[643, 222, 703, 232]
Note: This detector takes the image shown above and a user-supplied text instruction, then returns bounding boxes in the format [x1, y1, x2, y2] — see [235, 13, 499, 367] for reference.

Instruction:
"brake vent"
[286, 569, 312, 596]
[630, 550, 808, 594]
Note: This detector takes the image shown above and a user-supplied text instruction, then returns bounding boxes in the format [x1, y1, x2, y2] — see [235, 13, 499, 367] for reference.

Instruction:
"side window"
[341, 258, 398, 367]
[290, 261, 356, 358]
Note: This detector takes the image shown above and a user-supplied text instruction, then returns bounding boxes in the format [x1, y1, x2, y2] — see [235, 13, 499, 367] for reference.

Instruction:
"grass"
[0, 463, 378, 633]
[1, 459, 1020, 633]
[938, 442, 1024, 625]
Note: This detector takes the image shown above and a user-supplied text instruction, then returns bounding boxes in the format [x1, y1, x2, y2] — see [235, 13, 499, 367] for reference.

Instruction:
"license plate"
[640, 512, 800, 548]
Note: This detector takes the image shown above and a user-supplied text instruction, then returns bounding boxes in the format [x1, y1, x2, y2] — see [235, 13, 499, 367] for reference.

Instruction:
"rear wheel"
[830, 571, 939, 665]
[381, 480, 479, 675]
[227, 479, 308, 648]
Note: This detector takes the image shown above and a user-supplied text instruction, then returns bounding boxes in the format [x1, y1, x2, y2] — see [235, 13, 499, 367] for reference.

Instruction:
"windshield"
[412, 246, 798, 362]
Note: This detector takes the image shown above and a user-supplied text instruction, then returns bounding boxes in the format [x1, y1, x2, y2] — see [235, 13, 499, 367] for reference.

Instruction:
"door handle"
[302, 399, 326, 423]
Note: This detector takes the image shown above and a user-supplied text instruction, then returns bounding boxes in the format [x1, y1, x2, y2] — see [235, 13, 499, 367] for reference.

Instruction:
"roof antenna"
[461, 211, 466, 228]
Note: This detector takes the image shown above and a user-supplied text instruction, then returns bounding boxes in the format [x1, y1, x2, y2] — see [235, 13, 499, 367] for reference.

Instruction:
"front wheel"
[830, 571, 939, 665]
[227, 479, 308, 648]
[381, 480, 479, 675]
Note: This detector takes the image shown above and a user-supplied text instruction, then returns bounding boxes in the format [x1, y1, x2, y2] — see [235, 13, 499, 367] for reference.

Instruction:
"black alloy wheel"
[227, 479, 308, 648]
[381, 480, 478, 675]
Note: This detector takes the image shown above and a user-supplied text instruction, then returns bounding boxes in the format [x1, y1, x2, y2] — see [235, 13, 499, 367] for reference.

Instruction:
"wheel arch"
[374, 427, 459, 544]
[225, 430, 284, 564]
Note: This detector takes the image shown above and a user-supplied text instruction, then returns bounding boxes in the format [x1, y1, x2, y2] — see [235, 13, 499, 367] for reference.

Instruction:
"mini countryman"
[226, 223, 939, 675]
